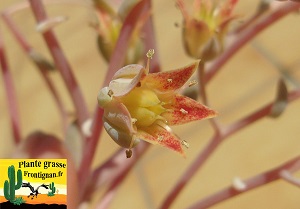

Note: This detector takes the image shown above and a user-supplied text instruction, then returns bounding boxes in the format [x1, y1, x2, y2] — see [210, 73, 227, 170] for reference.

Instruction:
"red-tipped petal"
[136, 122, 185, 156]
[162, 94, 217, 125]
[143, 62, 198, 93]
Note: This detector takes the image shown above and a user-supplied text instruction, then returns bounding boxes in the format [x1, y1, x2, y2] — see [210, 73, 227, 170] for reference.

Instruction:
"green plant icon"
[47, 182, 56, 197]
[3, 165, 24, 205]
[11, 197, 26, 205]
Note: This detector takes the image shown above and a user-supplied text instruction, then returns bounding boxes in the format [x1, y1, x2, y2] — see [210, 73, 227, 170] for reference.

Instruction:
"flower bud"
[178, 0, 238, 61]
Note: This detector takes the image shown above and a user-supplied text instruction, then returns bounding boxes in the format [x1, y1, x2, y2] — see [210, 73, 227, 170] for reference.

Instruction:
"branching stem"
[2, 9, 68, 133]
[0, 31, 21, 144]
[187, 156, 300, 209]
[28, 0, 89, 131]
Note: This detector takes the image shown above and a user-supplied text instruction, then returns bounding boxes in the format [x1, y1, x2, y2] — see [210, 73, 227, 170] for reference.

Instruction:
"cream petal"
[142, 62, 198, 93]
[162, 94, 217, 125]
[97, 87, 113, 108]
[135, 122, 185, 156]
[112, 64, 144, 80]
[109, 64, 147, 97]
[103, 120, 140, 148]
[103, 100, 136, 134]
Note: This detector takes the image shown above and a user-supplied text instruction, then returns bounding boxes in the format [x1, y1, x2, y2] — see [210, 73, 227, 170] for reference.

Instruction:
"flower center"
[120, 87, 166, 127]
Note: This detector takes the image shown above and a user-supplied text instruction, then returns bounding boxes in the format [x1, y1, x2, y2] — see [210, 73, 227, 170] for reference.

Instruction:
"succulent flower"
[98, 50, 217, 157]
[178, 0, 238, 61]
[93, 0, 144, 65]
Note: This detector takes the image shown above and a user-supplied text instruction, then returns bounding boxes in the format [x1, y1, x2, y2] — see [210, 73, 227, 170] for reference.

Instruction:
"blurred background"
[0, 0, 300, 208]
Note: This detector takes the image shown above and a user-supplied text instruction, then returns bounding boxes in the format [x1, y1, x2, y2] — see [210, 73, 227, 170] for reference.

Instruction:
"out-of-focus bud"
[178, 0, 238, 61]
[93, 0, 144, 65]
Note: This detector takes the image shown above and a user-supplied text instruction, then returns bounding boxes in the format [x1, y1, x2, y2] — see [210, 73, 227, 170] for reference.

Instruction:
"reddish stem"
[143, 1, 161, 73]
[280, 170, 300, 188]
[205, 1, 300, 83]
[2, 10, 68, 133]
[160, 87, 300, 209]
[28, 0, 89, 130]
[187, 156, 300, 209]
[0, 31, 21, 144]
[94, 143, 150, 209]
[77, 0, 151, 198]
[224, 88, 300, 138]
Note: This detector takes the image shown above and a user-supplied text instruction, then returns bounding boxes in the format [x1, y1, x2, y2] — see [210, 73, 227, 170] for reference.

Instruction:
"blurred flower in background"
[178, 0, 238, 61]
[93, 0, 145, 64]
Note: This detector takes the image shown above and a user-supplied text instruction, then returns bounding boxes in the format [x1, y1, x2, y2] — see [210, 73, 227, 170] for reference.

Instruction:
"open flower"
[178, 0, 238, 61]
[98, 50, 217, 157]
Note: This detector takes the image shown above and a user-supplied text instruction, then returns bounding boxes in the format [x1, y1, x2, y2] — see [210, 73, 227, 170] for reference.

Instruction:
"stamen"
[167, 78, 173, 83]
[107, 89, 114, 97]
[188, 80, 198, 87]
[131, 118, 137, 124]
[157, 135, 164, 142]
[180, 108, 188, 114]
[126, 136, 136, 158]
[146, 49, 155, 73]
[181, 140, 189, 148]
[126, 149, 132, 158]
[146, 49, 155, 59]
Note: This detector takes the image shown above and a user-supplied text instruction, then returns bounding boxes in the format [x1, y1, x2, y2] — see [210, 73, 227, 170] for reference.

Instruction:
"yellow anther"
[146, 49, 155, 59]
[146, 49, 155, 73]
[167, 78, 173, 83]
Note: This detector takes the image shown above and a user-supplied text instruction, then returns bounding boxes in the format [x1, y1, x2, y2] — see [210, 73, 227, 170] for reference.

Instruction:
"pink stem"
[223, 88, 300, 138]
[205, 1, 300, 83]
[0, 30, 21, 144]
[95, 143, 150, 209]
[28, 0, 89, 130]
[143, 1, 161, 73]
[197, 62, 221, 132]
[187, 156, 300, 209]
[280, 170, 300, 188]
[160, 87, 300, 209]
[2, 10, 68, 133]
[77, 0, 151, 198]
[159, 134, 221, 209]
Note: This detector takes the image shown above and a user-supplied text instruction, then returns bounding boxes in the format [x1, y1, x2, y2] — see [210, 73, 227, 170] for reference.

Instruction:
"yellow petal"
[127, 106, 157, 127]
[147, 104, 166, 115]
[121, 88, 160, 107]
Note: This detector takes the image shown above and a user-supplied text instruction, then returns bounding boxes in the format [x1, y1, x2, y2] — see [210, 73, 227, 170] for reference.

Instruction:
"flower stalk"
[1, 0, 300, 208]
